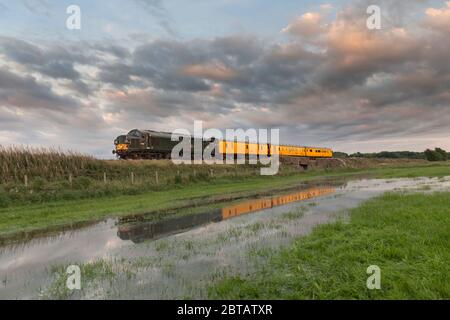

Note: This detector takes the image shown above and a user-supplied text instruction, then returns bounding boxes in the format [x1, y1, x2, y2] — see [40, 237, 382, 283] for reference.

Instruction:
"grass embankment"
[209, 192, 450, 299]
[1, 146, 294, 206]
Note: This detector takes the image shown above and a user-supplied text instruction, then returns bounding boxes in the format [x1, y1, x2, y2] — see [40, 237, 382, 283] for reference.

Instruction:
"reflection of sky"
[0, 220, 127, 274]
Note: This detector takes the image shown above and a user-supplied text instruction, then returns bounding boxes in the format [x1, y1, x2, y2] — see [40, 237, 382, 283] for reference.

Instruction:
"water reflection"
[2, 176, 449, 299]
[118, 187, 336, 243]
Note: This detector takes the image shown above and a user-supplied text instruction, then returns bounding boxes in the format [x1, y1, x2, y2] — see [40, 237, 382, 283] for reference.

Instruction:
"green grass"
[370, 163, 450, 179]
[0, 161, 289, 206]
[209, 192, 450, 299]
[0, 162, 449, 242]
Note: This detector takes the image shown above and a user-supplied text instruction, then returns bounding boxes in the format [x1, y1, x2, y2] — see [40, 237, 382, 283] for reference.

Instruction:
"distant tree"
[351, 152, 364, 158]
[435, 148, 448, 160]
[349, 151, 425, 159]
[333, 152, 349, 158]
[424, 148, 447, 162]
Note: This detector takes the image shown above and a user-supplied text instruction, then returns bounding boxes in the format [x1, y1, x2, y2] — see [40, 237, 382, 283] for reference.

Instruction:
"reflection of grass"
[209, 192, 450, 299]
[249, 222, 265, 233]
[161, 262, 176, 278]
[155, 240, 170, 252]
[132, 256, 159, 269]
[282, 207, 307, 220]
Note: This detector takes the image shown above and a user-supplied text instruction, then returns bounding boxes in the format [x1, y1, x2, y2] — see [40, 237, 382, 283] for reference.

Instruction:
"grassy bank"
[0, 162, 449, 242]
[0, 146, 439, 207]
[209, 192, 450, 299]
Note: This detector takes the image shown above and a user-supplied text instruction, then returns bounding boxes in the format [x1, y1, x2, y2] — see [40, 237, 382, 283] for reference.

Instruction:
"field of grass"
[209, 192, 450, 299]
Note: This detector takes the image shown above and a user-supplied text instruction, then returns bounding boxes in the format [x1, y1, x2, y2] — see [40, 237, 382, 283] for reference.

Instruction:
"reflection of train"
[118, 210, 223, 243]
[117, 187, 336, 243]
[113, 129, 333, 160]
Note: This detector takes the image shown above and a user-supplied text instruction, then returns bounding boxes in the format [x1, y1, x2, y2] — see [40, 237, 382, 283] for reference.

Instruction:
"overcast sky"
[0, 0, 449, 158]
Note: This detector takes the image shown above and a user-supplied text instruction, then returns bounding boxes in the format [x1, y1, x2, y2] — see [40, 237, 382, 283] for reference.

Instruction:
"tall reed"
[0, 145, 99, 183]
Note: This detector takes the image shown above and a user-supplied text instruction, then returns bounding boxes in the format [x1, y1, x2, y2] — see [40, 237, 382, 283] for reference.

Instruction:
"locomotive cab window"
[128, 130, 143, 138]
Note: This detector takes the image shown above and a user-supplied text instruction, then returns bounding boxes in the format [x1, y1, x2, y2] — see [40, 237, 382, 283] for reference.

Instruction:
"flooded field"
[1, 176, 449, 299]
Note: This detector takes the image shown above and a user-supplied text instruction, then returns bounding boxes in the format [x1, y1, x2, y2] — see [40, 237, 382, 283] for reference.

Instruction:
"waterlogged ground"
[1, 176, 449, 299]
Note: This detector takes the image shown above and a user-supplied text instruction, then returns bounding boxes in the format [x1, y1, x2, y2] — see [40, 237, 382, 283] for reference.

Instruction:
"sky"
[0, 0, 449, 158]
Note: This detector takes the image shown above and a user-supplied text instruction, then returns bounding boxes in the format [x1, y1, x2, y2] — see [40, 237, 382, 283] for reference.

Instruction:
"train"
[113, 129, 333, 160]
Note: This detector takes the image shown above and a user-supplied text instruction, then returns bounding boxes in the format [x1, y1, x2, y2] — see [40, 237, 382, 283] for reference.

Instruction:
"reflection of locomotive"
[117, 186, 336, 243]
[113, 129, 333, 160]
[118, 210, 223, 243]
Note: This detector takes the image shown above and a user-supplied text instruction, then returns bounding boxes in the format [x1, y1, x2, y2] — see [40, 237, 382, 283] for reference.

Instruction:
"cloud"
[181, 62, 238, 81]
[424, 1, 450, 33]
[21, 0, 52, 16]
[85, 2, 450, 151]
[0, 37, 126, 96]
[133, 0, 178, 37]
[282, 12, 325, 37]
[0, 67, 80, 111]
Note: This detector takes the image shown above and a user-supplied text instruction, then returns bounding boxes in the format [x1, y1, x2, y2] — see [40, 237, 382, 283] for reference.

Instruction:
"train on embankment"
[113, 129, 333, 161]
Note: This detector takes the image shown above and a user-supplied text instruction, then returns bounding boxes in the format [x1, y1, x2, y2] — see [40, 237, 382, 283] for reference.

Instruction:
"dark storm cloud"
[0, 37, 98, 95]
[39, 61, 80, 80]
[0, 67, 80, 111]
[92, 44, 131, 59]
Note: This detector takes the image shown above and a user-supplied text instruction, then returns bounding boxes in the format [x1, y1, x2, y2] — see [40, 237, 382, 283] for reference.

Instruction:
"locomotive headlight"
[116, 144, 129, 151]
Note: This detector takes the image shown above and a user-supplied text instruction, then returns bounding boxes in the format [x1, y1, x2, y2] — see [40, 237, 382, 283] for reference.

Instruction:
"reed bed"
[0, 145, 101, 183]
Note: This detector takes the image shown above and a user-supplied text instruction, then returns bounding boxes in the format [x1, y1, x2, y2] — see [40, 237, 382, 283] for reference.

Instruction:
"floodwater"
[0, 176, 449, 299]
